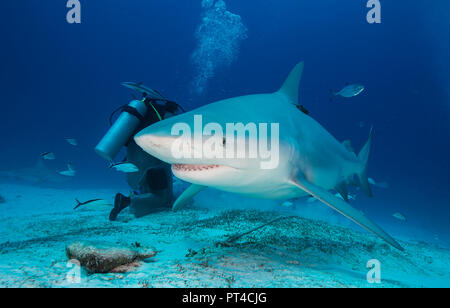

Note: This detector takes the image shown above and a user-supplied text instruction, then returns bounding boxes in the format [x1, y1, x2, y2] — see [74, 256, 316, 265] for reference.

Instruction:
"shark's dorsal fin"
[278, 61, 304, 104]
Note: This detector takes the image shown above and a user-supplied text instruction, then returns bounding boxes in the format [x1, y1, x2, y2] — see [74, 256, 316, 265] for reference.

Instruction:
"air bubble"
[191, 0, 248, 95]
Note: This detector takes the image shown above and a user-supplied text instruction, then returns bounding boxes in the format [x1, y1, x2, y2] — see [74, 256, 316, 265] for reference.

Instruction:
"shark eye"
[222, 137, 226, 146]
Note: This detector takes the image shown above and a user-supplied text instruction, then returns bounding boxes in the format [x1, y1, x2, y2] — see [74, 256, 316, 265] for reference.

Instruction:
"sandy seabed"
[0, 183, 449, 288]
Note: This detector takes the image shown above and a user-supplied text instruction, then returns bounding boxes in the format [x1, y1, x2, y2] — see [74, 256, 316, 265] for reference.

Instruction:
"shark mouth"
[172, 164, 224, 172]
[172, 164, 236, 172]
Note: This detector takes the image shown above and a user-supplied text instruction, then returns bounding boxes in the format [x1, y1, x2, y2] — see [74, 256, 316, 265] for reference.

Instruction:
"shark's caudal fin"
[291, 177, 404, 251]
[74, 198, 82, 210]
[357, 127, 374, 197]
[278, 61, 304, 104]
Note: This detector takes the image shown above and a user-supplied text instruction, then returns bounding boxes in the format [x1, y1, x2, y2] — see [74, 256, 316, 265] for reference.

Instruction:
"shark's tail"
[357, 127, 374, 197]
[74, 198, 82, 210]
[329, 89, 337, 102]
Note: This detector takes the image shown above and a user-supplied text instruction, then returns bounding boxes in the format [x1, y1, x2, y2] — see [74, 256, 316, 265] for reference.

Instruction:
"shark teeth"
[172, 164, 221, 172]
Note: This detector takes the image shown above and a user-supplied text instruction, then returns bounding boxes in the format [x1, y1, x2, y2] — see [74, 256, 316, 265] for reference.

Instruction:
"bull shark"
[135, 62, 403, 251]
[0, 158, 70, 186]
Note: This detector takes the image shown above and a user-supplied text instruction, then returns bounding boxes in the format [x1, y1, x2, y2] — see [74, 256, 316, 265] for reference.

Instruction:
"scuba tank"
[95, 82, 185, 162]
[95, 99, 149, 161]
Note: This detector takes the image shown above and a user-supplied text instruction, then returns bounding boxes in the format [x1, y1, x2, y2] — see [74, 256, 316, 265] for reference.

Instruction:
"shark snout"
[134, 127, 178, 163]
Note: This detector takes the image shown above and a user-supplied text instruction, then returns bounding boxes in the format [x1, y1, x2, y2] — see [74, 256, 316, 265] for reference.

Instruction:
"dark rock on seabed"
[66, 242, 157, 274]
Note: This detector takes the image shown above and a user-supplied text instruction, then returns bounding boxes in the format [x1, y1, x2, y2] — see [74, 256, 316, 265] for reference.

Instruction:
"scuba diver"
[95, 82, 185, 221]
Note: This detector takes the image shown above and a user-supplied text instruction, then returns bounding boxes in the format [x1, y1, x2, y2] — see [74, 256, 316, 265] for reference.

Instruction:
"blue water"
[1, 0, 449, 267]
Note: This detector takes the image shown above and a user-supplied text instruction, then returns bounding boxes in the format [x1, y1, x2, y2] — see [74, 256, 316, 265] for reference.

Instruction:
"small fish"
[74, 198, 111, 210]
[59, 163, 76, 177]
[332, 84, 365, 99]
[368, 178, 389, 189]
[41, 152, 56, 160]
[110, 162, 139, 173]
[280, 201, 294, 208]
[65, 138, 78, 146]
[306, 196, 318, 203]
[393, 212, 407, 222]
[121, 82, 165, 100]
[334, 193, 356, 201]
[59, 170, 75, 177]
[309, 193, 357, 203]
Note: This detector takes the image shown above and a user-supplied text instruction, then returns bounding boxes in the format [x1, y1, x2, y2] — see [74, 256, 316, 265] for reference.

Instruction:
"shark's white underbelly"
[214, 181, 308, 200]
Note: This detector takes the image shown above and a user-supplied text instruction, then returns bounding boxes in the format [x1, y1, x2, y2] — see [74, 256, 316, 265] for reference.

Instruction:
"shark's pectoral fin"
[290, 177, 404, 251]
[172, 184, 206, 212]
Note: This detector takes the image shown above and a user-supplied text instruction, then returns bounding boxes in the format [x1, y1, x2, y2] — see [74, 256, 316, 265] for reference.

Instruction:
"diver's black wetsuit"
[110, 100, 180, 220]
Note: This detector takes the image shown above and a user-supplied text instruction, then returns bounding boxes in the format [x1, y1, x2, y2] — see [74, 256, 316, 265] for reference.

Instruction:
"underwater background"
[0, 0, 449, 287]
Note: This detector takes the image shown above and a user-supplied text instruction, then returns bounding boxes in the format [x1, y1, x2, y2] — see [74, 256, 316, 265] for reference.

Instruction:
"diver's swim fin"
[172, 184, 206, 212]
[291, 177, 404, 251]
